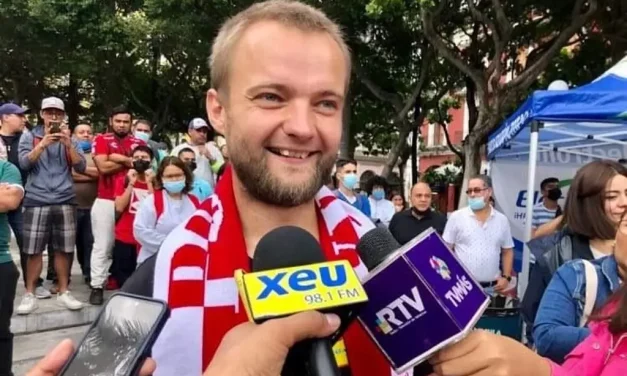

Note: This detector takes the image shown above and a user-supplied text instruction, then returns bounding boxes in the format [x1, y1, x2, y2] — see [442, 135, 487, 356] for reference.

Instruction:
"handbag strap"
[580, 259, 598, 327]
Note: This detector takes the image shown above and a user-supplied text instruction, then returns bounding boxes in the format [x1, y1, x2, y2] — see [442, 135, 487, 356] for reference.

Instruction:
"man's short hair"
[134, 119, 152, 130]
[469, 174, 492, 189]
[540, 177, 559, 191]
[132, 145, 154, 160]
[365, 175, 388, 195]
[209, 0, 351, 93]
[177, 147, 195, 158]
[335, 158, 357, 170]
[109, 105, 132, 120]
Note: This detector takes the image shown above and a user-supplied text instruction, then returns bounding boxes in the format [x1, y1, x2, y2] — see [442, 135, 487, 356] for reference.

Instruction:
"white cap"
[188, 117, 209, 130]
[41, 97, 65, 112]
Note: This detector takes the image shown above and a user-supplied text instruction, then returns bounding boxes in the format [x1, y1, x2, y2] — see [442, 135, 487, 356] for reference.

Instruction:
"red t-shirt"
[93, 133, 145, 200]
[114, 175, 150, 245]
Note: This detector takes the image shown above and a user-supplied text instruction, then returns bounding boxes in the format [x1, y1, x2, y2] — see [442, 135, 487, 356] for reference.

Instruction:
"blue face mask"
[163, 180, 185, 194]
[468, 197, 486, 211]
[342, 174, 358, 190]
[135, 131, 151, 143]
[372, 189, 385, 201]
[77, 140, 92, 153]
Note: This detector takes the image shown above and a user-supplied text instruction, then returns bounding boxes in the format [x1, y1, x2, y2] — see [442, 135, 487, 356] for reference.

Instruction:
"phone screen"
[62, 295, 165, 376]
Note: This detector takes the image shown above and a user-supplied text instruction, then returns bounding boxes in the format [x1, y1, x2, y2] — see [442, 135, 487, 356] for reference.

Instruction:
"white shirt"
[171, 142, 223, 186]
[442, 206, 514, 282]
[368, 197, 395, 227]
[133, 192, 199, 264]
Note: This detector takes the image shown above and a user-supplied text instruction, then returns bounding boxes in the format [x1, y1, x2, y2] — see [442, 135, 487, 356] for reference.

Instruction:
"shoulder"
[492, 208, 509, 221]
[93, 133, 111, 142]
[555, 258, 587, 280]
[337, 198, 373, 228]
[447, 208, 466, 222]
[126, 137, 145, 149]
[122, 254, 156, 297]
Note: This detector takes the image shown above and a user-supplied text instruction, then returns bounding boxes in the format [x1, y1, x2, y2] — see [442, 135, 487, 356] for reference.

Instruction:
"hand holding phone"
[49, 122, 61, 134]
[59, 293, 169, 376]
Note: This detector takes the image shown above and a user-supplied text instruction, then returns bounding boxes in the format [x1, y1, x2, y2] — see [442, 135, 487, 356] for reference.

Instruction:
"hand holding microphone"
[204, 311, 341, 376]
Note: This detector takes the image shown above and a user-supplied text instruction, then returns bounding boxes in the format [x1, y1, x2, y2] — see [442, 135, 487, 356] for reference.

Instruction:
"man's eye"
[257, 93, 281, 102]
[318, 100, 338, 109]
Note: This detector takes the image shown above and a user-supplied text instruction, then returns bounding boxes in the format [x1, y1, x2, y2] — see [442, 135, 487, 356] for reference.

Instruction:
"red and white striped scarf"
[151, 165, 399, 375]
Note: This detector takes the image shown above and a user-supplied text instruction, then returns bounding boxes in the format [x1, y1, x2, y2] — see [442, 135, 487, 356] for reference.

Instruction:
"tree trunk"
[458, 137, 482, 208]
[381, 118, 416, 179]
[411, 127, 419, 184]
[67, 75, 80, 131]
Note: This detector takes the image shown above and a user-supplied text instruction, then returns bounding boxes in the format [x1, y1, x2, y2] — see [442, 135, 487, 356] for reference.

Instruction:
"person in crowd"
[120, 2, 402, 375]
[16, 96, 86, 315]
[390, 191, 406, 213]
[112, 145, 155, 286]
[533, 163, 627, 362]
[366, 175, 395, 227]
[71, 124, 99, 284]
[177, 147, 213, 201]
[0, 103, 51, 297]
[170, 118, 223, 187]
[215, 144, 229, 183]
[90, 105, 146, 305]
[442, 175, 514, 296]
[531, 177, 563, 238]
[133, 119, 163, 168]
[134, 156, 200, 265]
[334, 158, 371, 217]
[522, 160, 627, 337]
[0, 159, 24, 376]
[389, 182, 447, 245]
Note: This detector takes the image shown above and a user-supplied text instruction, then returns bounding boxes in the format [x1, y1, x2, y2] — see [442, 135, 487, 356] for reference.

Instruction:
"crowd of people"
[2, 0, 627, 375]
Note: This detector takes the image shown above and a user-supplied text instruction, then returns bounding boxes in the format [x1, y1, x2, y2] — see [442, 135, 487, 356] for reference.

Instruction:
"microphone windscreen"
[356, 227, 401, 271]
[252, 226, 325, 271]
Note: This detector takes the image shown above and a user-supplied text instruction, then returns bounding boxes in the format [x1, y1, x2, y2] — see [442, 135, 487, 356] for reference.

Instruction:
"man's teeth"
[274, 149, 310, 159]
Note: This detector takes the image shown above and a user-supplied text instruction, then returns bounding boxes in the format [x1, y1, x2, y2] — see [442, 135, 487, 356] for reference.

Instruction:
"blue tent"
[487, 56, 627, 295]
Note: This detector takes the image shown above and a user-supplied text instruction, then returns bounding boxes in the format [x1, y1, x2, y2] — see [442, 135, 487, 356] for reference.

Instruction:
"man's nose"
[283, 101, 315, 140]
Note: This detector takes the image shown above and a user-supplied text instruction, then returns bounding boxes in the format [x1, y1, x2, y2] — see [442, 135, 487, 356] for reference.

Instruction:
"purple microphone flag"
[357, 228, 490, 372]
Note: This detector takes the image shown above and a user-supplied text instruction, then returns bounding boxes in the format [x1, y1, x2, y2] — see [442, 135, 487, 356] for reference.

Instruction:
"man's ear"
[207, 89, 226, 136]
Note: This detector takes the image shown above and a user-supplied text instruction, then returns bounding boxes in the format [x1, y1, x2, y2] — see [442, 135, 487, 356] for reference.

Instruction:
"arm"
[361, 196, 371, 217]
[442, 217, 457, 251]
[533, 215, 563, 239]
[93, 154, 125, 175]
[533, 264, 591, 362]
[114, 177, 133, 214]
[133, 196, 168, 256]
[0, 163, 24, 212]
[381, 202, 395, 227]
[109, 153, 133, 168]
[18, 132, 42, 171]
[500, 221, 515, 277]
[67, 140, 86, 173]
[72, 165, 99, 181]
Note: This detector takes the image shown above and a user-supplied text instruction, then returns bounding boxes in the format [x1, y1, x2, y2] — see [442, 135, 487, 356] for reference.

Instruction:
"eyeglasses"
[465, 188, 487, 195]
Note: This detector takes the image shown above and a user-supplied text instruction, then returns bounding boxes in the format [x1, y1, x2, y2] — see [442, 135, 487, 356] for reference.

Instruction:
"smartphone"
[49, 122, 61, 134]
[60, 293, 170, 376]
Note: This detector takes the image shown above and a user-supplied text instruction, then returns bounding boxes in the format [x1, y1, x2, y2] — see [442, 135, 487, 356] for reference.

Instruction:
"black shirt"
[1, 133, 26, 183]
[388, 209, 448, 245]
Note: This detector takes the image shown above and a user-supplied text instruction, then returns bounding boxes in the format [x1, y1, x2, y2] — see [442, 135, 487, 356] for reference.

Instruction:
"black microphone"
[252, 226, 344, 376]
[356, 227, 435, 376]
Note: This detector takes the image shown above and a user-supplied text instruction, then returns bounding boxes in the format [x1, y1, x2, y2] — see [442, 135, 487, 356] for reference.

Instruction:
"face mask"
[372, 189, 385, 201]
[412, 207, 430, 216]
[132, 160, 151, 174]
[342, 174, 358, 190]
[77, 140, 92, 153]
[468, 197, 486, 211]
[135, 131, 151, 143]
[186, 161, 197, 171]
[547, 188, 562, 201]
[163, 180, 185, 194]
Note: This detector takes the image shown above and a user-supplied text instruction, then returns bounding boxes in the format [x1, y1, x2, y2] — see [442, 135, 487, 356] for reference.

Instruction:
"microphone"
[235, 226, 369, 376]
[355, 227, 490, 374]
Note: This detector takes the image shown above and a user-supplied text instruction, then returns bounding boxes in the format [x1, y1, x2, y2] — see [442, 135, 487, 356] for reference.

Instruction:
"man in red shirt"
[112, 145, 154, 287]
[90, 105, 145, 305]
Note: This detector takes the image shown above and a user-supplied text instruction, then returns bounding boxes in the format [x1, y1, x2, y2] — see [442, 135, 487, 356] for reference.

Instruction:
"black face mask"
[412, 207, 430, 216]
[187, 161, 197, 171]
[547, 187, 562, 201]
[133, 160, 151, 173]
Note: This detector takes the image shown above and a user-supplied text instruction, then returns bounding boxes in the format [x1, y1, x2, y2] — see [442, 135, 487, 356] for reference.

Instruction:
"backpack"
[153, 189, 201, 223]
[33, 136, 72, 167]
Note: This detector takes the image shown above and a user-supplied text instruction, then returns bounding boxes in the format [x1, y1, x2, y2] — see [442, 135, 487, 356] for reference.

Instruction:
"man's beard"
[229, 136, 335, 207]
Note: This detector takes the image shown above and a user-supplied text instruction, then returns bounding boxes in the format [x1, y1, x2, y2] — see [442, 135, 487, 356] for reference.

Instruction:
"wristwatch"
[501, 275, 512, 282]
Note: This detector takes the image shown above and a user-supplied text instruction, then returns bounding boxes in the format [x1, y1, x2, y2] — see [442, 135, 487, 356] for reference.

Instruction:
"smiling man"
[121, 1, 400, 375]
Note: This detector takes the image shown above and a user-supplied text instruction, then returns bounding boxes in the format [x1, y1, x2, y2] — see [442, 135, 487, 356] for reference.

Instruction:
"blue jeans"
[76, 208, 93, 279]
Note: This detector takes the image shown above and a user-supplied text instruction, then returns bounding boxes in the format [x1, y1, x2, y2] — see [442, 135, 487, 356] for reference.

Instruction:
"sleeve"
[114, 175, 126, 197]
[361, 195, 371, 217]
[70, 139, 87, 172]
[500, 218, 515, 249]
[381, 201, 395, 227]
[207, 142, 225, 173]
[193, 179, 213, 201]
[388, 213, 401, 240]
[121, 254, 156, 296]
[17, 132, 34, 171]
[533, 263, 591, 363]
[133, 195, 168, 257]
[531, 210, 541, 228]
[441, 214, 457, 245]
[1, 162, 22, 187]
[92, 134, 109, 156]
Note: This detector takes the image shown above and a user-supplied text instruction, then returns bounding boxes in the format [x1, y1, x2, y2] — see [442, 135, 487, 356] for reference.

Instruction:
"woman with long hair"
[133, 157, 201, 265]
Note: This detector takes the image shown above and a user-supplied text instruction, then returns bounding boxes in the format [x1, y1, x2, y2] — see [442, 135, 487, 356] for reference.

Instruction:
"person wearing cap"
[170, 118, 223, 188]
[89, 105, 146, 305]
[16, 96, 86, 315]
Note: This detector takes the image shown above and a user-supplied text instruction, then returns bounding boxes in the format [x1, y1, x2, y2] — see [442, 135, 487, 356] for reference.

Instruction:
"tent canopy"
[488, 56, 627, 160]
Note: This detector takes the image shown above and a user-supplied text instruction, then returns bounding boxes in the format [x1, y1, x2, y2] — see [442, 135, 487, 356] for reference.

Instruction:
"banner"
[490, 160, 578, 272]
